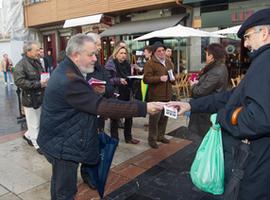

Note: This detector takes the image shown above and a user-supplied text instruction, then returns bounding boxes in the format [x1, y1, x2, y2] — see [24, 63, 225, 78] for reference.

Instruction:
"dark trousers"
[45, 153, 79, 200]
[110, 118, 133, 141]
[148, 110, 168, 142]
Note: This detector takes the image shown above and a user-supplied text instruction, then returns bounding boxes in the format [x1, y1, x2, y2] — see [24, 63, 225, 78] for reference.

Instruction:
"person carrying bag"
[190, 113, 224, 195]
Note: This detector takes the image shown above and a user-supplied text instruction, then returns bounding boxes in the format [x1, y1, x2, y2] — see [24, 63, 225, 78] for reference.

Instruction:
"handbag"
[190, 113, 224, 195]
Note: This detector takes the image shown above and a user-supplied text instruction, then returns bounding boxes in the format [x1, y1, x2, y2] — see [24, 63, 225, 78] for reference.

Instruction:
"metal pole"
[177, 39, 180, 74]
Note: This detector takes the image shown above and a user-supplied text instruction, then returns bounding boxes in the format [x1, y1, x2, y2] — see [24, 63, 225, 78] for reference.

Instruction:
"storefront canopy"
[100, 15, 185, 37]
[134, 24, 223, 41]
[212, 25, 241, 35]
[63, 14, 103, 28]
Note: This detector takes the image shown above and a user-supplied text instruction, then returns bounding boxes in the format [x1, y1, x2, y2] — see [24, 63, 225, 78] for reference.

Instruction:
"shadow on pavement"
[105, 127, 223, 200]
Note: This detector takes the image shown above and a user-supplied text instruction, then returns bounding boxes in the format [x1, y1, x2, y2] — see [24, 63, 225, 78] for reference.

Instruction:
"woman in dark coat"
[105, 46, 140, 144]
[188, 43, 228, 137]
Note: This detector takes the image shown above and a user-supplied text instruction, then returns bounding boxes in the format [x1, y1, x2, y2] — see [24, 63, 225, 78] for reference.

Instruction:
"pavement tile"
[18, 182, 50, 200]
[112, 164, 145, 179]
[0, 193, 21, 200]
[0, 156, 47, 194]
[0, 186, 8, 196]
[76, 171, 131, 200]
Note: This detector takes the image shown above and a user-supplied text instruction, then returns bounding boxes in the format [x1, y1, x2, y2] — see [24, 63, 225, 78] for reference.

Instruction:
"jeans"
[3, 71, 13, 83]
[45, 154, 79, 200]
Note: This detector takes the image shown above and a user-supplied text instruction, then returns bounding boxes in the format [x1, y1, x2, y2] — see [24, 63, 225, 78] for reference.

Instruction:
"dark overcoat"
[189, 61, 228, 137]
[190, 44, 270, 200]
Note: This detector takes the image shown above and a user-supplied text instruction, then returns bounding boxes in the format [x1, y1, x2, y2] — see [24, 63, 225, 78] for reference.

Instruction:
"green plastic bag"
[190, 113, 224, 195]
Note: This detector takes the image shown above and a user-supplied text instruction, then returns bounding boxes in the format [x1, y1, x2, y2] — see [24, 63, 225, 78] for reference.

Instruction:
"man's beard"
[79, 64, 95, 74]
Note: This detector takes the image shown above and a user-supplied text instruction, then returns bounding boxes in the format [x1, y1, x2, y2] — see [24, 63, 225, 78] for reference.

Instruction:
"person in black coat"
[168, 8, 270, 200]
[105, 46, 140, 144]
[188, 43, 228, 138]
[37, 34, 164, 200]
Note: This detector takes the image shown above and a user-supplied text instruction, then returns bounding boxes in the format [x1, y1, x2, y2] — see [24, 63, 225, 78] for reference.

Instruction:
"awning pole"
[177, 39, 180, 74]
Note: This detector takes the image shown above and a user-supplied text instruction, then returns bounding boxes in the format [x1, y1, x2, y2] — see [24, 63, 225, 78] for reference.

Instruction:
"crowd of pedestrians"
[1, 7, 269, 200]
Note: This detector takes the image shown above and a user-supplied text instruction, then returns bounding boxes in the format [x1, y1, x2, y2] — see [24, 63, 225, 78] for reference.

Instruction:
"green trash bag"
[190, 113, 224, 195]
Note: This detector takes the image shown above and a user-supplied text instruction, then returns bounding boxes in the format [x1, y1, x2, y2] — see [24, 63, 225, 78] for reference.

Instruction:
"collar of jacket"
[25, 55, 38, 64]
[248, 43, 270, 60]
[199, 60, 224, 77]
[151, 55, 170, 66]
[64, 57, 85, 79]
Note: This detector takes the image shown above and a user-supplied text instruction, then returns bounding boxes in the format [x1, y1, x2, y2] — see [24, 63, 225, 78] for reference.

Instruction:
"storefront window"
[201, 37, 209, 63]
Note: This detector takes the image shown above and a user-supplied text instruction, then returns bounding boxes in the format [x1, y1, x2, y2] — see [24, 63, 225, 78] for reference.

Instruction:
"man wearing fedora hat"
[143, 41, 175, 149]
[168, 8, 270, 199]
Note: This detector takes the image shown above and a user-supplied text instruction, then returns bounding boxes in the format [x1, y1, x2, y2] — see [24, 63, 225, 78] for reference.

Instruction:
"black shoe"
[23, 135, 33, 146]
[36, 148, 43, 155]
[126, 138, 140, 144]
[148, 141, 158, 149]
[157, 138, 170, 144]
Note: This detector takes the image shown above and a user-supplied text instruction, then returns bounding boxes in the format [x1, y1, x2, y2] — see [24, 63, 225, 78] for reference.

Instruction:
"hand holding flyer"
[164, 105, 178, 119]
[41, 72, 50, 82]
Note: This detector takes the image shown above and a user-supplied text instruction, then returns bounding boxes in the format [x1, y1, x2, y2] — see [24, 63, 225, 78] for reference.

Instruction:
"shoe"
[36, 148, 43, 155]
[23, 135, 33, 146]
[10, 82, 14, 85]
[157, 138, 170, 144]
[4, 82, 7, 85]
[148, 141, 158, 149]
[126, 138, 140, 144]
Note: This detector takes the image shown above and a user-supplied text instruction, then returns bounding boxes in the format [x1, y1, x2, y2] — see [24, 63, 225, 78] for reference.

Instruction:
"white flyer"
[164, 106, 178, 119]
[41, 72, 50, 81]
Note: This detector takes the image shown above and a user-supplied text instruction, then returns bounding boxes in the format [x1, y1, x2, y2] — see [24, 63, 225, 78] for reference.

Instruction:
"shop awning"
[100, 15, 185, 37]
[63, 14, 103, 28]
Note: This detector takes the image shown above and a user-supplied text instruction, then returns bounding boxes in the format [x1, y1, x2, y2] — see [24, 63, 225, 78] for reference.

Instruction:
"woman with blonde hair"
[105, 46, 140, 144]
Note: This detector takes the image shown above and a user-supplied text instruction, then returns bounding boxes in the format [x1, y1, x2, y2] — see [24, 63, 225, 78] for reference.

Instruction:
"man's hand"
[40, 78, 49, 88]
[189, 79, 198, 87]
[92, 85, 105, 94]
[160, 75, 168, 82]
[147, 102, 166, 115]
[166, 101, 191, 115]
[120, 78, 128, 85]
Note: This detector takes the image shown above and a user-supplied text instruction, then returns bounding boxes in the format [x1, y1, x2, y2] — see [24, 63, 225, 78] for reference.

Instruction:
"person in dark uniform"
[169, 8, 270, 200]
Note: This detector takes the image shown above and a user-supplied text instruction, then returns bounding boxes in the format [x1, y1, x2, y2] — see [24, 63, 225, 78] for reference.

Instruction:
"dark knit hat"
[237, 8, 270, 38]
[151, 41, 166, 53]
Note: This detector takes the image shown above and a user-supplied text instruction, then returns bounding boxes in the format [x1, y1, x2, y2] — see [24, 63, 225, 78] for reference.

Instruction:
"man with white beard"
[37, 34, 164, 200]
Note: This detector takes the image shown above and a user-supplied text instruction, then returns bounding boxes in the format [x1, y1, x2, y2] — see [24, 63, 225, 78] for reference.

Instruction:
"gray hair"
[86, 32, 101, 44]
[23, 41, 39, 54]
[66, 33, 95, 56]
[254, 25, 270, 32]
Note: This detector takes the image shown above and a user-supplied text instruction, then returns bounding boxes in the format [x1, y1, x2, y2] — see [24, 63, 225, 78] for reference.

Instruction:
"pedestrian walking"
[1, 53, 14, 85]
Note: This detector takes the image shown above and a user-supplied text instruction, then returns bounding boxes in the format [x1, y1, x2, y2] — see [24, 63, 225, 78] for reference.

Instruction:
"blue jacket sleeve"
[190, 90, 233, 113]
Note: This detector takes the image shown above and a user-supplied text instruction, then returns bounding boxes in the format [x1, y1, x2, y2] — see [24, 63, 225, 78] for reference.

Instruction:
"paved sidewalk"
[0, 115, 189, 200]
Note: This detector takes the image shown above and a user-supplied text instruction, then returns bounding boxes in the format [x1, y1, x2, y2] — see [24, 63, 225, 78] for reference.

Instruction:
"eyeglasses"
[243, 29, 261, 41]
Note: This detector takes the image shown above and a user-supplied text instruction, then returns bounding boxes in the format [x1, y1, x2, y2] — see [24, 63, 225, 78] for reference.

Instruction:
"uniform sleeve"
[14, 63, 41, 90]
